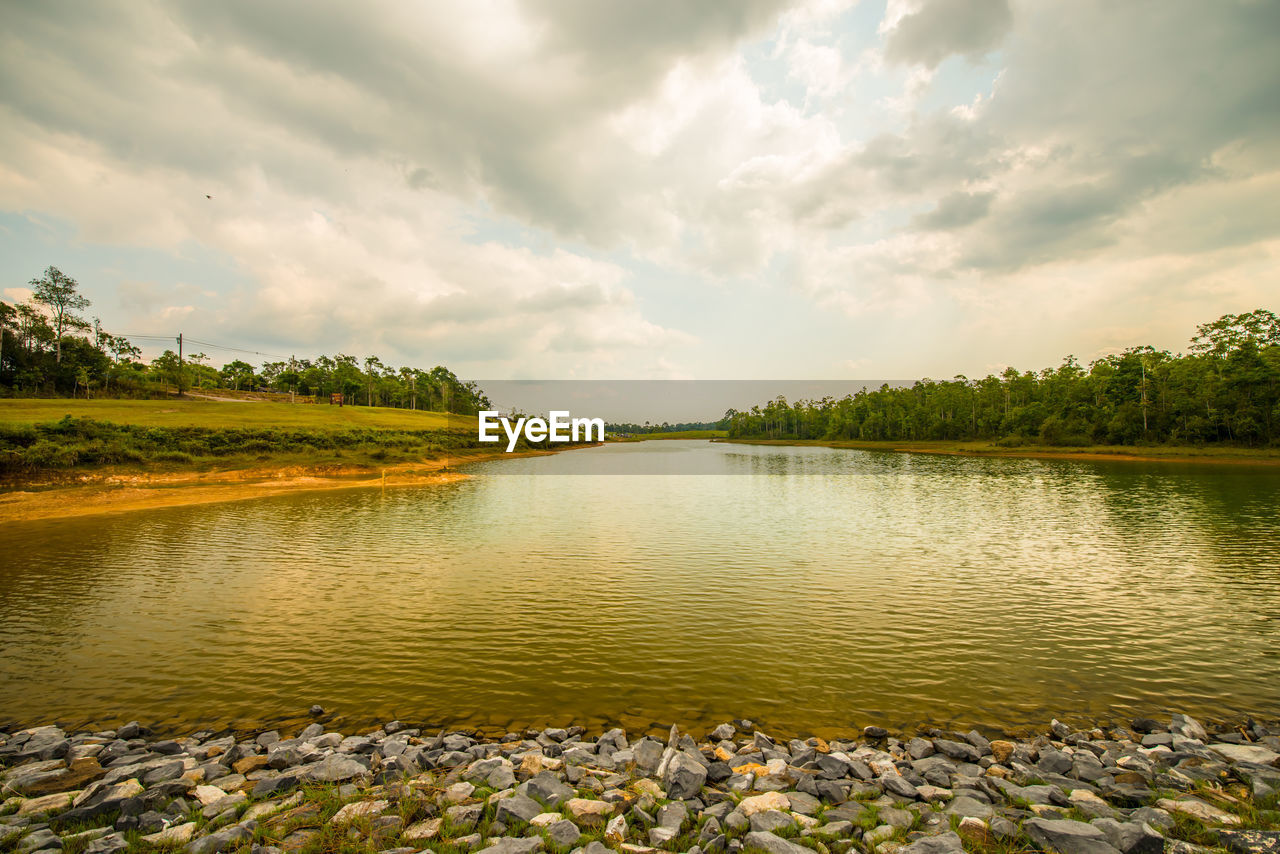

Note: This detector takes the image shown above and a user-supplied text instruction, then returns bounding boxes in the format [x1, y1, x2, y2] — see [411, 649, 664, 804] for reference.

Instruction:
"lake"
[1, 440, 1277, 738]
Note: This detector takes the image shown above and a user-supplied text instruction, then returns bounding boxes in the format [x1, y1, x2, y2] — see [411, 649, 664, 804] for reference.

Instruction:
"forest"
[0, 267, 490, 415]
[724, 310, 1280, 447]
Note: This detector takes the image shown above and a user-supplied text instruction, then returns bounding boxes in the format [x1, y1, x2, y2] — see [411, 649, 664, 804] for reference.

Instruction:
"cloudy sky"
[2, 0, 1277, 381]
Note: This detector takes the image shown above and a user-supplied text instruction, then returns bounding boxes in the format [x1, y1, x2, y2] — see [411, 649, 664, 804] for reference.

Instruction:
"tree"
[30, 266, 90, 365]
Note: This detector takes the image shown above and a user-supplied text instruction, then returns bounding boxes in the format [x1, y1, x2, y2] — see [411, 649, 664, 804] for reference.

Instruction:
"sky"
[1, 0, 1277, 382]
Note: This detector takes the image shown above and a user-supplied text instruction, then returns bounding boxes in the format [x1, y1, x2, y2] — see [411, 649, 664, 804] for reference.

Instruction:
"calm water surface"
[1, 441, 1278, 737]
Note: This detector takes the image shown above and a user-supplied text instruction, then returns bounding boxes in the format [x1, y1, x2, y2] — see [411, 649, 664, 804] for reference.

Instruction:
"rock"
[83, 833, 128, 854]
[19, 759, 106, 796]
[496, 793, 542, 825]
[480, 836, 544, 854]
[880, 774, 919, 800]
[304, 755, 368, 783]
[865, 726, 889, 740]
[18, 829, 63, 853]
[17, 791, 81, 816]
[748, 810, 794, 834]
[185, 825, 253, 854]
[934, 740, 980, 763]
[402, 818, 442, 841]
[1208, 744, 1280, 766]
[332, 799, 388, 823]
[739, 792, 790, 816]
[444, 781, 476, 803]
[989, 740, 1015, 764]
[899, 832, 965, 854]
[143, 822, 198, 846]
[525, 771, 575, 807]
[944, 796, 992, 820]
[1089, 820, 1163, 854]
[309, 704, 324, 715]
[743, 831, 811, 854]
[1023, 819, 1123, 854]
[193, 785, 229, 806]
[662, 752, 706, 800]
[1216, 830, 1280, 854]
[565, 798, 613, 825]
[1170, 714, 1207, 741]
[606, 814, 628, 844]
[711, 724, 736, 741]
[548, 819, 581, 847]
[1156, 797, 1242, 827]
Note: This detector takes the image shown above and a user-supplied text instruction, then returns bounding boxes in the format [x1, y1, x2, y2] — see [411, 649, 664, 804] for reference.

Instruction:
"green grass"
[0, 398, 471, 432]
[0, 399, 491, 480]
[620, 430, 728, 440]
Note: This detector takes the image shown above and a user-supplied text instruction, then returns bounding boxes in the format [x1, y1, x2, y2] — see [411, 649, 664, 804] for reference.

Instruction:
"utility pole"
[177, 332, 184, 397]
[410, 374, 416, 410]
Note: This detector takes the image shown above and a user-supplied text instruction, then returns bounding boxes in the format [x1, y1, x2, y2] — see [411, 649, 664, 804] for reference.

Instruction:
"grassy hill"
[0, 399, 480, 480]
[0, 398, 473, 431]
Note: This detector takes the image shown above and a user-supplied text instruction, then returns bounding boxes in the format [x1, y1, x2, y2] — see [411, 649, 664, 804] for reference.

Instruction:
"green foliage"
[0, 416, 479, 475]
[727, 310, 1280, 448]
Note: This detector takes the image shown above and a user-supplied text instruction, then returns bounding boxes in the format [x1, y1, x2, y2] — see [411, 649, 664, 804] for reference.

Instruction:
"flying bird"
[205, 194, 212, 199]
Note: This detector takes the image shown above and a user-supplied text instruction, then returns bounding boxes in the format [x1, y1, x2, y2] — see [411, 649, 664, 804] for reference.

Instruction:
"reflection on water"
[1, 441, 1277, 737]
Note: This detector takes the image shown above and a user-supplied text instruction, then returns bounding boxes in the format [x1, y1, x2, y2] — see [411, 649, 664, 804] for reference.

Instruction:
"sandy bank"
[0, 449, 555, 524]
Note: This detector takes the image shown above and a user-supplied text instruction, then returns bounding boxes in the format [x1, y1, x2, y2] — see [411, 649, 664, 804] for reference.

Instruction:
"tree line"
[724, 310, 1280, 447]
[1, 266, 490, 415]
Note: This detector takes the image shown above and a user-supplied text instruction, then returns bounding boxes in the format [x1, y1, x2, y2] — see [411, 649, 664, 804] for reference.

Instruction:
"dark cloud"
[885, 0, 1012, 68]
[912, 190, 994, 230]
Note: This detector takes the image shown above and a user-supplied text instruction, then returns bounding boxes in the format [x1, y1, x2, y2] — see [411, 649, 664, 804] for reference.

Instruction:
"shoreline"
[1, 711, 1276, 854]
[0, 449, 559, 525]
[714, 438, 1280, 467]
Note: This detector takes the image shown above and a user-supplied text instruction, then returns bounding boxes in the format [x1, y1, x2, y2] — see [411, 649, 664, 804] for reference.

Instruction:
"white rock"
[192, 785, 228, 806]
[739, 792, 790, 816]
[1208, 743, 1280, 766]
[17, 791, 81, 816]
[143, 822, 197, 845]
[331, 799, 389, 823]
[1156, 798, 1241, 827]
[403, 818, 443, 840]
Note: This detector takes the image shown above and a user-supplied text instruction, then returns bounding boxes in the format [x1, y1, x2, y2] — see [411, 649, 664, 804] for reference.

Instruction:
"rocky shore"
[2, 713, 1278, 854]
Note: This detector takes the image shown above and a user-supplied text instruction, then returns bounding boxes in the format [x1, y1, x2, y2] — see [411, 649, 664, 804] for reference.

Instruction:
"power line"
[112, 332, 287, 360]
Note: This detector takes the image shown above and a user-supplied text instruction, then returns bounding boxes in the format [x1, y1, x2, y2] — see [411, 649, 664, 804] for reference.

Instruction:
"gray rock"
[1037, 749, 1073, 776]
[945, 796, 993, 820]
[657, 802, 688, 831]
[807, 820, 854, 839]
[743, 831, 810, 854]
[1023, 819, 1122, 854]
[934, 740, 980, 763]
[480, 837, 544, 854]
[1089, 820, 1163, 854]
[18, 829, 63, 853]
[906, 738, 935, 759]
[1170, 715, 1207, 742]
[633, 739, 664, 775]
[547, 819, 581, 847]
[1127, 808, 1173, 832]
[304, 755, 367, 783]
[880, 774, 919, 800]
[880, 807, 914, 829]
[83, 833, 128, 854]
[823, 802, 867, 823]
[523, 771, 574, 807]
[748, 810, 794, 834]
[495, 794, 542, 825]
[649, 826, 679, 848]
[785, 791, 820, 815]
[899, 832, 965, 854]
[663, 752, 707, 800]
[185, 825, 252, 854]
